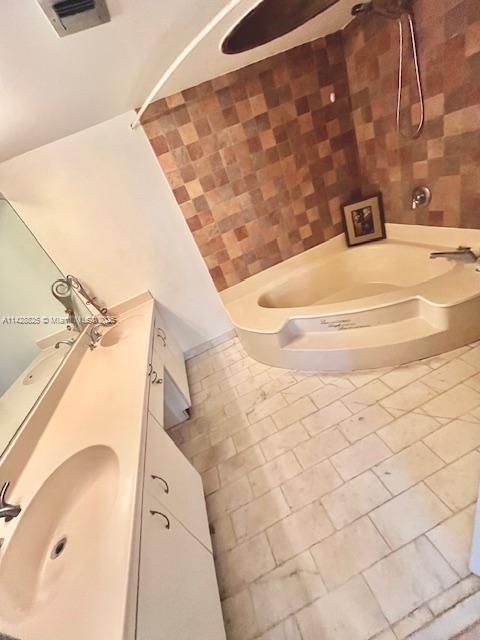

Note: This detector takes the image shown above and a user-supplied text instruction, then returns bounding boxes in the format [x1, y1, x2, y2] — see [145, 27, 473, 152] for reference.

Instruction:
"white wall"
[0, 112, 232, 352]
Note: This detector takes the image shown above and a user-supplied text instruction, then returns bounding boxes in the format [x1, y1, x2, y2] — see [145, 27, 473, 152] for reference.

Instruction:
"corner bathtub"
[221, 224, 480, 371]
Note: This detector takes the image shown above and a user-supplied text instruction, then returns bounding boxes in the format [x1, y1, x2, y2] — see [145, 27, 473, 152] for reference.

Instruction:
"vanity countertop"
[0, 294, 155, 640]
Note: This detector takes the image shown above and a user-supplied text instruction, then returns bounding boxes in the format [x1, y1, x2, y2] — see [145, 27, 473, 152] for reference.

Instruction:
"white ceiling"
[0, 0, 355, 162]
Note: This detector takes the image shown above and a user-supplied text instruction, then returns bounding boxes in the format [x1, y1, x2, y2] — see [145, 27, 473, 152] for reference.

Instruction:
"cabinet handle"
[150, 510, 170, 529]
[151, 370, 158, 383]
[147, 363, 152, 376]
[155, 377, 163, 385]
[151, 475, 169, 493]
[156, 328, 167, 347]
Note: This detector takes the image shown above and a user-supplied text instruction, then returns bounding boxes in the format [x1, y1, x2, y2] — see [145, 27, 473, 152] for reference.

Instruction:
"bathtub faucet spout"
[429, 246, 479, 262]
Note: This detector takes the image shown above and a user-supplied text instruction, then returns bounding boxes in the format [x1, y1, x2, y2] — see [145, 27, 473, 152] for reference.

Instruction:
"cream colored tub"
[222, 224, 480, 371]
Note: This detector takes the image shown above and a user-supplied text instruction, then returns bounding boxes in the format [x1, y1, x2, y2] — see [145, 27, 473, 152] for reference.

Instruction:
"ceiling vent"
[37, 0, 110, 37]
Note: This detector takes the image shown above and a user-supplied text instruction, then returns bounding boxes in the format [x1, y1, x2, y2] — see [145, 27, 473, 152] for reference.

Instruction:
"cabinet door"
[154, 310, 190, 404]
[148, 348, 164, 427]
[145, 413, 212, 551]
[137, 497, 226, 640]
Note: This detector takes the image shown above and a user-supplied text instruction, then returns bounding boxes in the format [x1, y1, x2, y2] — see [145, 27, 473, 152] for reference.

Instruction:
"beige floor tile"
[233, 416, 277, 452]
[201, 466, 220, 495]
[301, 401, 351, 436]
[209, 413, 251, 445]
[217, 445, 265, 486]
[421, 383, 480, 420]
[258, 617, 302, 640]
[427, 505, 476, 578]
[342, 379, 392, 414]
[421, 358, 477, 393]
[464, 371, 480, 392]
[460, 345, 480, 369]
[215, 533, 276, 598]
[424, 345, 470, 369]
[424, 419, 480, 463]
[381, 362, 431, 391]
[454, 621, 480, 640]
[249, 451, 302, 497]
[372, 631, 396, 640]
[210, 514, 236, 554]
[310, 379, 356, 409]
[370, 483, 451, 549]
[330, 434, 392, 481]
[261, 373, 298, 397]
[282, 376, 323, 402]
[282, 460, 343, 510]
[393, 607, 433, 639]
[428, 575, 480, 616]
[222, 589, 258, 640]
[267, 501, 334, 564]
[192, 437, 236, 472]
[206, 476, 253, 521]
[425, 451, 480, 511]
[178, 432, 211, 459]
[235, 372, 272, 397]
[294, 428, 348, 469]
[246, 393, 289, 425]
[380, 381, 437, 413]
[377, 412, 441, 452]
[232, 488, 290, 542]
[408, 591, 480, 640]
[295, 575, 388, 640]
[347, 367, 392, 388]
[364, 537, 457, 623]
[260, 422, 309, 461]
[339, 404, 393, 442]
[203, 387, 238, 414]
[321, 471, 391, 529]
[250, 551, 326, 633]
[224, 389, 271, 418]
[187, 340, 480, 640]
[311, 516, 390, 590]
[271, 396, 317, 430]
[373, 442, 444, 495]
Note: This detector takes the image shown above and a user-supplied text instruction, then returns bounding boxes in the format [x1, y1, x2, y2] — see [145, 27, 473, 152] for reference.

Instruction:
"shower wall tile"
[141, 35, 361, 290]
[342, 0, 480, 228]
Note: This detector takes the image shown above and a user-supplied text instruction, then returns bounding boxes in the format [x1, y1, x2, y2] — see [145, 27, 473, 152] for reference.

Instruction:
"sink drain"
[51, 537, 67, 560]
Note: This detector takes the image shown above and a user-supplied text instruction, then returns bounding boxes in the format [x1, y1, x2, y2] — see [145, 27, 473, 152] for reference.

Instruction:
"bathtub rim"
[221, 223, 480, 334]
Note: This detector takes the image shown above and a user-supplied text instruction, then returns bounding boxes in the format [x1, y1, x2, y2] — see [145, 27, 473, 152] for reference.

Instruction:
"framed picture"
[342, 194, 386, 247]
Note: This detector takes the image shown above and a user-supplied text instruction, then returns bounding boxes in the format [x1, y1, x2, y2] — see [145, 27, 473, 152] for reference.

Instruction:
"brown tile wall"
[143, 0, 480, 291]
[142, 34, 361, 290]
[343, 0, 480, 227]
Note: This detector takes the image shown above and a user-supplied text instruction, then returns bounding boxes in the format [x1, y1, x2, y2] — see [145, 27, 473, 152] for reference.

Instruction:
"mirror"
[0, 196, 89, 457]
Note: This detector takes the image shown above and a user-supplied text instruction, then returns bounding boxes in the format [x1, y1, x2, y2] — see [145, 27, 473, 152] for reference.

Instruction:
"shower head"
[351, 0, 411, 19]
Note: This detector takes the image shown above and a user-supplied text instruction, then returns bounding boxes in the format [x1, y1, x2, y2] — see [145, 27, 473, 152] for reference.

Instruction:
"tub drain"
[51, 537, 67, 559]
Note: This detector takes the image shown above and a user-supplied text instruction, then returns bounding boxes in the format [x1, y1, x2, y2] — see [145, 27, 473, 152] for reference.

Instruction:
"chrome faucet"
[88, 323, 104, 350]
[0, 482, 21, 522]
[55, 339, 75, 349]
[430, 246, 478, 262]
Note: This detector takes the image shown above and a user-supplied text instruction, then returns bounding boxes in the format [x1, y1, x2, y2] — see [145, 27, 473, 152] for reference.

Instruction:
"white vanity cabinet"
[136, 416, 225, 639]
[153, 308, 191, 404]
[148, 347, 164, 426]
[137, 496, 226, 640]
[149, 309, 191, 429]
[144, 413, 212, 551]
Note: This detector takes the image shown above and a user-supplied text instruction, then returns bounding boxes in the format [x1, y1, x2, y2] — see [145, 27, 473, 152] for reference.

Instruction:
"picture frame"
[342, 193, 386, 247]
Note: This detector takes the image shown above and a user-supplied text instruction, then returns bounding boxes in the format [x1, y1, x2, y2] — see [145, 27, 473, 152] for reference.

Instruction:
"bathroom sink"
[0, 446, 119, 620]
[22, 349, 65, 386]
[101, 314, 144, 347]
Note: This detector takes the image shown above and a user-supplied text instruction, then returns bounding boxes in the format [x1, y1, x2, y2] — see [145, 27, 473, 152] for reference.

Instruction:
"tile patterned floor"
[170, 338, 480, 640]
